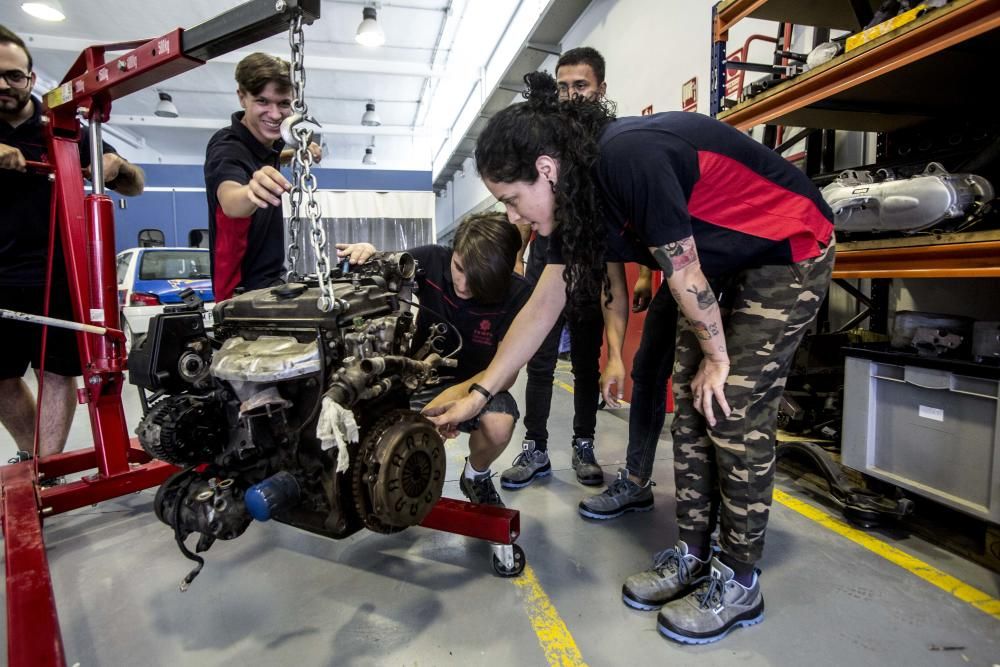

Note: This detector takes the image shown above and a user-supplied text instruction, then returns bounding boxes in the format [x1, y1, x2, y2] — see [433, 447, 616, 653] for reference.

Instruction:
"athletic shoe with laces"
[656, 557, 765, 645]
[577, 468, 654, 519]
[459, 464, 505, 507]
[571, 437, 603, 486]
[7, 450, 31, 465]
[500, 440, 552, 489]
[622, 540, 708, 611]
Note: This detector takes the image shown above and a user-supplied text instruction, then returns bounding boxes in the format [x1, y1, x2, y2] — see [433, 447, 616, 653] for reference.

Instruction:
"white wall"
[436, 0, 999, 326]
[439, 0, 784, 233]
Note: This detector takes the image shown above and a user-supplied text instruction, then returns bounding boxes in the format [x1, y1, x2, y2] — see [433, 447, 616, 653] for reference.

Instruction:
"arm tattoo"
[691, 320, 720, 341]
[686, 284, 715, 310]
[651, 237, 698, 279]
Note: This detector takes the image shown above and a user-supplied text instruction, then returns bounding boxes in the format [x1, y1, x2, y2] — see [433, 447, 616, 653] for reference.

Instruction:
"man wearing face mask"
[0, 26, 145, 461]
[204, 52, 321, 302]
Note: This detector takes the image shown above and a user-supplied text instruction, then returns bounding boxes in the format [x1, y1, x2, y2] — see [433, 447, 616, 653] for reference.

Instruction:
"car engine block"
[129, 252, 456, 583]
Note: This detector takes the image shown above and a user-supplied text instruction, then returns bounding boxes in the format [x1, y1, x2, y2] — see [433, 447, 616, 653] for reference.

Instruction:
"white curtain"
[284, 190, 434, 275]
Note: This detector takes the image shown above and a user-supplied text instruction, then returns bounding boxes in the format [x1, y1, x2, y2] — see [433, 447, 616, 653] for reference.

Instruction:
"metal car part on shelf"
[804, 40, 843, 70]
[776, 440, 914, 528]
[821, 162, 994, 234]
[130, 253, 458, 585]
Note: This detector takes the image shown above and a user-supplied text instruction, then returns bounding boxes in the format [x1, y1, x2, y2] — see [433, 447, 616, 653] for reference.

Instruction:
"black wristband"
[468, 383, 493, 403]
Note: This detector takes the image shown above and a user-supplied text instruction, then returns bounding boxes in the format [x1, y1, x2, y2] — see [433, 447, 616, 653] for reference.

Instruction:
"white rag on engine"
[316, 397, 360, 473]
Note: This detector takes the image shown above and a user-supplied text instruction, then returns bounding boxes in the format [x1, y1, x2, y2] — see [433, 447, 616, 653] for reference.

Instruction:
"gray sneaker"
[578, 469, 654, 520]
[622, 540, 708, 611]
[459, 464, 504, 507]
[571, 437, 603, 486]
[500, 440, 552, 489]
[656, 557, 765, 644]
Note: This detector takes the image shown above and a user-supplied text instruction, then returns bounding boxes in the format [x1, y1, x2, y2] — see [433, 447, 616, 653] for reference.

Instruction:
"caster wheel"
[491, 543, 525, 577]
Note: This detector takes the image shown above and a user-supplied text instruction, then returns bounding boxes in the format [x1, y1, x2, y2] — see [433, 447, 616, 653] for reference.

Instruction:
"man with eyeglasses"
[0, 25, 145, 462]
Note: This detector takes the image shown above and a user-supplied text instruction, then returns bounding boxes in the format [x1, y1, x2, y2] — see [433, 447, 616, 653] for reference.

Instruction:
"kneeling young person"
[336, 212, 529, 507]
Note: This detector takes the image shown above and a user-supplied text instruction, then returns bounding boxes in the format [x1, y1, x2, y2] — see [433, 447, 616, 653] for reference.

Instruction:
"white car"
[116, 247, 215, 347]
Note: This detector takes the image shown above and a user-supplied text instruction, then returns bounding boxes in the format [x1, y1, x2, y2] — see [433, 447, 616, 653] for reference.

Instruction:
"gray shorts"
[410, 383, 520, 433]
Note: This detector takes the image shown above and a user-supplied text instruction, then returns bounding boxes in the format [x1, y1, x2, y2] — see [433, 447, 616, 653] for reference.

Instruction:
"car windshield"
[139, 251, 211, 281]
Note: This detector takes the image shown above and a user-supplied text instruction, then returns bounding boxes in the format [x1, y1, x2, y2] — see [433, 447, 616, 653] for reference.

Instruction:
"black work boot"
[459, 459, 504, 507]
[571, 437, 604, 486]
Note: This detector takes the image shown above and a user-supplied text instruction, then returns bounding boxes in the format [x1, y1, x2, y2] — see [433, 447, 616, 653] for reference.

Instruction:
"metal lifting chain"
[284, 11, 334, 311]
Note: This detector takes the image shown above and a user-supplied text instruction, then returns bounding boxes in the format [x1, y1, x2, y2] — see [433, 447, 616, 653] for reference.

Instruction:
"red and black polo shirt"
[204, 111, 285, 300]
[550, 111, 834, 279]
[408, 244, 531, 383]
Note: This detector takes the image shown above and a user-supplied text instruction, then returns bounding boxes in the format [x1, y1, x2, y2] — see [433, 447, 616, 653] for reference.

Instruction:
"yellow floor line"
[553, 379, 575, 394]
[773, 488, 1000, 622]
[550, 379, 998, 623]
[512, 565, 589, 666]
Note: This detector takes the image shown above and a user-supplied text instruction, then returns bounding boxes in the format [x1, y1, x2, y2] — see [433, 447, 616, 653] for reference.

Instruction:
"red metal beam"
[714, 0, 769, 41]
[44, 30, 202, 122]
[48, 138, 133, 479]
[1, 463, 65, 667]
[833, 240, 1000, 279]
[420, 498, 520, 545]
[40, 461, 178, 516]
[36, 439, 156, 479]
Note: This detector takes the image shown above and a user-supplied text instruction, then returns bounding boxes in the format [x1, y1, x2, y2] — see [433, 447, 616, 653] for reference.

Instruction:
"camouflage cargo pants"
[671, 241, 834, 565]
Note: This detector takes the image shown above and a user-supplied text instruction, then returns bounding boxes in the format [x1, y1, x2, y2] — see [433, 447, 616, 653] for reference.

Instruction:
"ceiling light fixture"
[21, 0, 66, 21]
[355, 6, 386, 47]
[361, 101, 381, 126]
[362, 147, 376, 166]
[154, 91, 179, 118]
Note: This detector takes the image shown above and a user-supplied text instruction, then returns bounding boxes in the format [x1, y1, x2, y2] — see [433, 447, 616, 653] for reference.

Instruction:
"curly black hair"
[474, 71, 616, 312]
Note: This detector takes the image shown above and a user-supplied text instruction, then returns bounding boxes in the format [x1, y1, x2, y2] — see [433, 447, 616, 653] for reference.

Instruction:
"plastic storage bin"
[841, 347, 1000, 523]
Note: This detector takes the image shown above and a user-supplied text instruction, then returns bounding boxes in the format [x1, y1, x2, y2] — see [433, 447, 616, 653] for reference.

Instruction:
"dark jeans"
[625, 285, 679, 480]
[523, 301, 604, 450]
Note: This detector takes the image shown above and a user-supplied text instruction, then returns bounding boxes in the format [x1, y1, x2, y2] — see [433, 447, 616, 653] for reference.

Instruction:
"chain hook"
[279, 112, 322, 149]
[283, 9, 335, 311]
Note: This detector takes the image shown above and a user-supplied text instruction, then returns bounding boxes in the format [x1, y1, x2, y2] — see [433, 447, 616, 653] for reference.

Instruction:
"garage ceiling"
[1, 0, 586, 173]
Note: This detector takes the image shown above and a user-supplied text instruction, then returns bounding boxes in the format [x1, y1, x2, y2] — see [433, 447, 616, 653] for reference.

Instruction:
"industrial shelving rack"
[708, 0, 1000, 565]
[710, 0, 1000, 281]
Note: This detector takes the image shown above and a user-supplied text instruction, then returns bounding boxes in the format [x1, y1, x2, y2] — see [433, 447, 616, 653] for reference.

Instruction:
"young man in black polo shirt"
[0, 26, 145, 458]
[204, 52, 320, 301]
[336, 212, 530, 506]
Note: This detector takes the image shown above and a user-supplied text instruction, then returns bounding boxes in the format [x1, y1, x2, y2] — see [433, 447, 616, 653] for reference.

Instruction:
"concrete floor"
[2, 363, 999, 666]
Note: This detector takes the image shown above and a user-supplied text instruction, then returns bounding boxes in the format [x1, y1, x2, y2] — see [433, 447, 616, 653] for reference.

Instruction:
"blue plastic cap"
[245, 485, 273, 521]
[245, 472, 301, 522]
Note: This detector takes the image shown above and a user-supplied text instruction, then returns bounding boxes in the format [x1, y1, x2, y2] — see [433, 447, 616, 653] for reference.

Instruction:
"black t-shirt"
[408, 245, 531, 382]
[0, 97, 116, 287]
[524, 233, 549, 286]
[204, 112, 286, 300]
[549, 112, 834, 279]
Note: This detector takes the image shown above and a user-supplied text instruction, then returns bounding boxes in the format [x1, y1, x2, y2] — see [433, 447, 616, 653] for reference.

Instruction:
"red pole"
[1, 464, 66, 667]
[48, 134, 131, 477]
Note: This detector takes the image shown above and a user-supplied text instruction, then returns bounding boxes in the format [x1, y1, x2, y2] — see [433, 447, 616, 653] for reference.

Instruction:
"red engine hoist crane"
[0, 3, 521, 665]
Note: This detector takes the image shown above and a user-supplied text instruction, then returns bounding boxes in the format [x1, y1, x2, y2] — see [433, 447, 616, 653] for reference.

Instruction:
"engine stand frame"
[0, 3, 521, 666]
